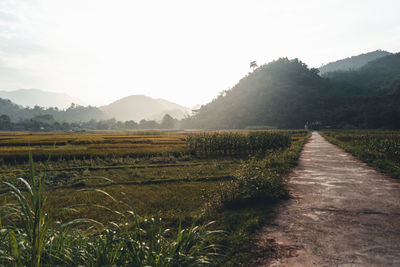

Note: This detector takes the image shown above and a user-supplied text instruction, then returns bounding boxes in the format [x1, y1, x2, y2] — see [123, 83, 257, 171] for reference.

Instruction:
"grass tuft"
[0, 154, 221, 266]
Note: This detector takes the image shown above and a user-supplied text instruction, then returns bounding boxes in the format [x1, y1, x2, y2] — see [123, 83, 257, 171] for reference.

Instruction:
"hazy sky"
[0, 0, 399, 107]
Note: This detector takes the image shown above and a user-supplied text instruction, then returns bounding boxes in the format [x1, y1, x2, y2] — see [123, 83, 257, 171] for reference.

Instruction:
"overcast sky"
[0, 0, 399, 107]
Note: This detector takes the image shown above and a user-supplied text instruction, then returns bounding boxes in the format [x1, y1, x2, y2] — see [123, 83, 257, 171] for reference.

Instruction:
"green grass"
[207, 133, 311, 265]
[0, 157, 221, 266]
[321, 130, 400, 179]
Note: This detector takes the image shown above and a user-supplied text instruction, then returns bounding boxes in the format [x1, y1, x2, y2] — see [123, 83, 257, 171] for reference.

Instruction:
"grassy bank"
[210, 132, 310, 265]
[321, 130, 400, 179]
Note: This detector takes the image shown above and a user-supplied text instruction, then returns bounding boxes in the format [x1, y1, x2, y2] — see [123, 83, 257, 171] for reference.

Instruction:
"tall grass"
[0, 154, 220, 266]
[186, 131, 291, 156]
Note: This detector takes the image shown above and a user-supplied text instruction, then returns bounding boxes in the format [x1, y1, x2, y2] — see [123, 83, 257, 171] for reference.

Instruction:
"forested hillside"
[184, 53, 400, 129]
[319, 50, 391, 75]
[0, 99, 107, 123]
[326, 53, 400, 128]
[183, 58, 336, 129]
[325, 53, 400, 95]
[0, 98, 181, 131]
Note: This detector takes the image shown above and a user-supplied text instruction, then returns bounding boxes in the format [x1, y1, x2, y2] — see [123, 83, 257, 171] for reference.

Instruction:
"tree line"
[0, 113, 179, 131]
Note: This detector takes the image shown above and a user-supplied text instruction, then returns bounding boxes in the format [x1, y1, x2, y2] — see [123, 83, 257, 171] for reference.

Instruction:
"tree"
[160, 114, 175, 129]
[139, 119, 159, 129]
[125, 120, 138, 129]
[33, 114, 54, 123]
[0, 114, 12, 130]
[250, 61, 258, 71]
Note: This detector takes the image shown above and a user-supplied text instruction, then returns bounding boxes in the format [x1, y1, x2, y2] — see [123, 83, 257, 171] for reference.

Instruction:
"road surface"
[255, 132, 400, 266]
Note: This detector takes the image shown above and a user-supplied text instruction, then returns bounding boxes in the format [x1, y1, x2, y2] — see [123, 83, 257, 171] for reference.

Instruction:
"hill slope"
[100, 95, 191, 122]
[184, 54, 400, 129]
[319, 50, 391, 75]
[326, 53, 400, 128]
[184, 58, 336, 129]
[0, 89, 86, 109]
[325, 52, 400, 94]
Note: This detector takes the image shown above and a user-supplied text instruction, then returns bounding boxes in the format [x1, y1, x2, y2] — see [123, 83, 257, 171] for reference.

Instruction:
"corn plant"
[186, 131, 291, 156]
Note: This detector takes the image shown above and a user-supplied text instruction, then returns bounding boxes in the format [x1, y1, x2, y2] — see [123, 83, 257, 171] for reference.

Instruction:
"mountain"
[184, 58, 336, 129]
[318, 50, 391, 75]
[0, 89, 86, 109]
[100, 95, 191, 122]
[325, 52, 400, 95]
[184, 54, 400, 129]
[325, 53, 400, 128]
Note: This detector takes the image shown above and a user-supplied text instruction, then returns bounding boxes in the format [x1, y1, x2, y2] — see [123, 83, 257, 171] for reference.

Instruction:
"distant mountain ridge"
[1, 50, 399, 129]
[0, 97, 106, 123]
[0, 89, 85, 109]
[100, 95, 191, 122]
[0, 90, 191, 123]
[318, 50, 391, 75]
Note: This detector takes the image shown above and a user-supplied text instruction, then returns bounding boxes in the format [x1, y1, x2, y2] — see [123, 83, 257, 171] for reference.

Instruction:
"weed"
[0, 155, 221, 266]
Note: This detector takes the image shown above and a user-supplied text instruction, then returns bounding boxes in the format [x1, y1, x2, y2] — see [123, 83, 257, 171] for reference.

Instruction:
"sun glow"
[0, 0, 399, 106]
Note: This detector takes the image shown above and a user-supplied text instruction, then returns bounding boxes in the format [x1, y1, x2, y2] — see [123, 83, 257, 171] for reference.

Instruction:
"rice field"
[0, 129, 310, 266]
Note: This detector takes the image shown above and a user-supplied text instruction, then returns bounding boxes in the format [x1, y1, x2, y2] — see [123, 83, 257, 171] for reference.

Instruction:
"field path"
[255, 132, 400, 266]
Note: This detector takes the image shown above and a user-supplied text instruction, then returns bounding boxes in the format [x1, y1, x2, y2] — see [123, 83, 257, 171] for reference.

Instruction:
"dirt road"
[255, 132, 400, 266]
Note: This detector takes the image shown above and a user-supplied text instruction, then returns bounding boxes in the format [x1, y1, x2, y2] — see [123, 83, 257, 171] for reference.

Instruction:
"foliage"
[207, 133, 310, 266]
[318, 50, 391, 74]
[0, 155, 220, 266]
[183, 58, 332, 129]
[183, 54, 400, 130]
[233, 157, 287, 200]
[186, 131, 291, 156]
[321, 130, 400, 178]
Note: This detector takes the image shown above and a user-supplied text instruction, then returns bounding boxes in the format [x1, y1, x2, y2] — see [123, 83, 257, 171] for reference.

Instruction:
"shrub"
[233, 157, 287, 201]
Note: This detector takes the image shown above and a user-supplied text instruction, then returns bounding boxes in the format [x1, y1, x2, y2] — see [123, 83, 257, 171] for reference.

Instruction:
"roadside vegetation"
[207, 133, 310, 265]
[0, 130, 310, 266]
[321, 130, 400, 179]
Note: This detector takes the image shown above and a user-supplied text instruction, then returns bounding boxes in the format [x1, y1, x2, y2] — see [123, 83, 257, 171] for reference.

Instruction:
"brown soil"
[254, 132, 400, 266]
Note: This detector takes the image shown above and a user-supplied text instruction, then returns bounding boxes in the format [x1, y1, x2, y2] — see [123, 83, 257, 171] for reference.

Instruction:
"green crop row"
[186, 131, 291, 156]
